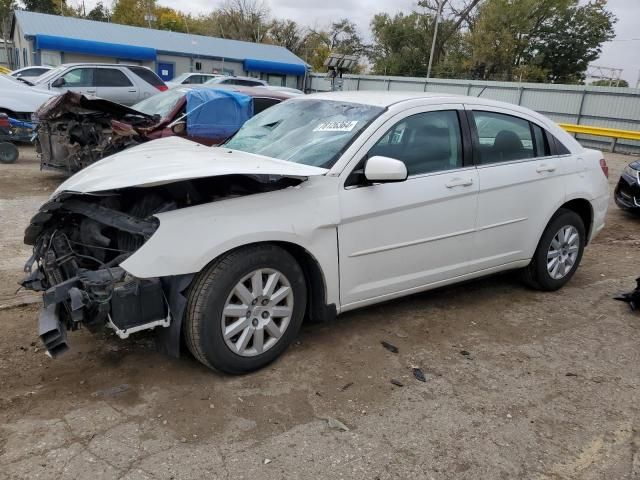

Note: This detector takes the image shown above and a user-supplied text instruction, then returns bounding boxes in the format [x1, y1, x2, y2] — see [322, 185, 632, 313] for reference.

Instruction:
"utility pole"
[426, 0, 443, 80]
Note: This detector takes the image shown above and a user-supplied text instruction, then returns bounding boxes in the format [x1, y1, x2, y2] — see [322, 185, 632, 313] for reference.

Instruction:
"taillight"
[599, 158, 609, 178]
[156, 85, 168, 92]
[0, 114, 8, 128]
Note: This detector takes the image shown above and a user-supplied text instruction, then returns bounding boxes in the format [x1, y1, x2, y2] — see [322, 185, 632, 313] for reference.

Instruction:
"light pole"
[426, 0, 444, 80]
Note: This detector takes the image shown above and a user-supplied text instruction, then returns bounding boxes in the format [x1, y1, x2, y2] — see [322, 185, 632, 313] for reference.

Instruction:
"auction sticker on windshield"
[313, 120, 358, 132]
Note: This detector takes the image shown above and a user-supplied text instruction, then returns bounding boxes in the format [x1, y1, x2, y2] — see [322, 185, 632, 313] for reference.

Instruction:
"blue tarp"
[186, 89, 253, 139]
[34, 35, 157, 61]
[244, 59, 307, 76]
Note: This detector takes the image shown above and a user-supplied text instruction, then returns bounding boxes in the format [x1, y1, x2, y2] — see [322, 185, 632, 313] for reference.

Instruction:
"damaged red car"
[35, 85, 295, 173]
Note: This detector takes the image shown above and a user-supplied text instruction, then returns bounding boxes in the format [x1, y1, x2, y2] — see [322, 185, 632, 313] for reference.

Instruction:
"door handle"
[536, 164, 556, 173]
[445, 177, 474, 188]
[86, 89, 96, 94]
[128, 89, 137, 92]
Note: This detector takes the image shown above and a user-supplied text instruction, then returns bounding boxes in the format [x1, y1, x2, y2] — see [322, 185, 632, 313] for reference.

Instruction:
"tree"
[591, 78, 628, 87]
[85, 2, 110, 22]
[370, 12, 434, 76]
[267, 19, 306, 57]
[1, 0, 15, 68]
[111, 0, 154, 27]
[22, 0, 76, 15]
[156, 6, 188, 32]
[468, 0, 615, 82]
[214, 0, 270, 42]
[468, 0, 568, 79]
[527, 0, 616, 83]
[417, 0, 484, 65]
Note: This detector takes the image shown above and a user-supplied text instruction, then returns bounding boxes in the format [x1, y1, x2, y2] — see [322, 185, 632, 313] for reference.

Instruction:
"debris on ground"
[263, 458, 272, 465]
[566, 372, 578, 377]
[390, 379, 404, 387]
[614, 277, 640, 311]
[412, 368, 427, 382]
[381, 341, 399, 353]
[326, 417, 350, 431]
[460, 350, 471, 356]
[338, 382, 354, 391]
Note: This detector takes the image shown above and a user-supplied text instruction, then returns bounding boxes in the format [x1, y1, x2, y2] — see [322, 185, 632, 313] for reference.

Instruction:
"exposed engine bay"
[35, 92, 159, 173]
[22, 174, 303, 358]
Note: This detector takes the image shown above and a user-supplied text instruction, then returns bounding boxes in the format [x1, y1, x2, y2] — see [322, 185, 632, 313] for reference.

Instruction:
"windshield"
[132, 88, 189, 118]
[224, 99, 384, 168]
[33, 65, 67, 85]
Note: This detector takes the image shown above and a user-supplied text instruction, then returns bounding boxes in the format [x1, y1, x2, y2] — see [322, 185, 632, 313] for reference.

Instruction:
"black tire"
[523, 209, 585, 291]
[0, 142, 18, 164]
[184, 244, 307, 374]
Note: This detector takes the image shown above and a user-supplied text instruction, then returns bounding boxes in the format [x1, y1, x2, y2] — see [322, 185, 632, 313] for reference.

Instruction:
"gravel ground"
[0, 146, 638, 479]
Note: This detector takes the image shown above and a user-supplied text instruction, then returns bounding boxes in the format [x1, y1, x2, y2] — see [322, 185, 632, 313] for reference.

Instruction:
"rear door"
[467, 106, 566, 270]
[94, 67, 138, 105]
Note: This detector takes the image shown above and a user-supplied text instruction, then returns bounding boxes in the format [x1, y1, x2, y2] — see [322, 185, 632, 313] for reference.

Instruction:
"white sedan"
[0, 74, 55, 119]
[23, 92, 609, 373]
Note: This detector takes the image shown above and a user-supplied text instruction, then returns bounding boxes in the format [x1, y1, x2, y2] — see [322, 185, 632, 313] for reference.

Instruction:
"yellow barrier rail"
[559, 123, 640, 142]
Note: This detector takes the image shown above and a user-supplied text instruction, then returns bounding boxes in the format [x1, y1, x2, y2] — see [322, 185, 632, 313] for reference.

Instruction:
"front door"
[338, 106, 479, 308]
[157, 63, 174, 82]
[467, 107, 565, 270]
[52, 67, 96, 96]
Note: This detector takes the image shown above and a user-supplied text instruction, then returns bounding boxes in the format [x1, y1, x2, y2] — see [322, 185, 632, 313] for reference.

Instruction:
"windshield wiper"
[17, 78, 35, 86]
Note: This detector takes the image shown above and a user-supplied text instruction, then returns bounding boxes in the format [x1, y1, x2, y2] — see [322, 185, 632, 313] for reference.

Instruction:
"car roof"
[305, 90, 547, 117]
[176, 84, 296, 100]
[57, 63, 149, 68]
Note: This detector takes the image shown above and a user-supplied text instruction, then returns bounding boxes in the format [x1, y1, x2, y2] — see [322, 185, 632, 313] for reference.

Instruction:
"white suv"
[22, 92, 609, 373]
[31, 63, 167, 105]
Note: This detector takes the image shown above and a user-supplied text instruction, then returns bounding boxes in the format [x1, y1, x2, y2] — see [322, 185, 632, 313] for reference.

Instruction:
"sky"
[86, 0, 640, 85]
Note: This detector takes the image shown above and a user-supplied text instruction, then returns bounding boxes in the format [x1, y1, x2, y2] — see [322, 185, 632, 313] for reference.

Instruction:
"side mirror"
[51, 77, 65, 88]
[364, 156, 408, 183]
[171, 122, 186, 135]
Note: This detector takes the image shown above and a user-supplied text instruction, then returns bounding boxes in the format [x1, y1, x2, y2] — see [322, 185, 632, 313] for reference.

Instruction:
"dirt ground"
[0, 147, 638, 479]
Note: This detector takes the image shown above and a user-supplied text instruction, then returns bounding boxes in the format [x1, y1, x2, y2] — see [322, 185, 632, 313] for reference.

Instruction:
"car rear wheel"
[184, 244, 307, 374]
[0, 142, 18, 164]
[523, 209, 585, 291]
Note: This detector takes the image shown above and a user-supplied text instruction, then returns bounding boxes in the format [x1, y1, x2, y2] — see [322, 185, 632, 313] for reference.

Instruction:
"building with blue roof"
[10, 10, 308, 88]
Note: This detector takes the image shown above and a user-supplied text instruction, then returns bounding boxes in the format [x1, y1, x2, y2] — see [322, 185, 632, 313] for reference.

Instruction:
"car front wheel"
[184, 244, 307, 374]
[523, 209, 585, 291]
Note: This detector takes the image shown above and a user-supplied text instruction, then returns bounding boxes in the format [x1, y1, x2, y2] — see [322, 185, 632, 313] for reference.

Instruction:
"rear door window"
[127, 66, 165, 88]
[471, 111, 535, 164]
[94, 68, 133, 87]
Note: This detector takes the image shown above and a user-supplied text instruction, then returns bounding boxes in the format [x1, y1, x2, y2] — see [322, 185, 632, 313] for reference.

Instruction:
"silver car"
[30, 63, 167, 105]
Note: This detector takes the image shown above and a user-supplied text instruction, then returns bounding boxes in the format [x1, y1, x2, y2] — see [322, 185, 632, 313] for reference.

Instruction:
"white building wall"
[11, 21, 33, 68]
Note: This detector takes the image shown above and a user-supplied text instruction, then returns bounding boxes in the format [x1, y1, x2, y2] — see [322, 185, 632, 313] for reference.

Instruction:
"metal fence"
[308, 73, 640, 155]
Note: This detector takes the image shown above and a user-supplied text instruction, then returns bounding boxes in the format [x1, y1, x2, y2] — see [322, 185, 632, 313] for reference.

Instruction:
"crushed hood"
[35, 91, 156, 122]
[55, 136, 329, 194]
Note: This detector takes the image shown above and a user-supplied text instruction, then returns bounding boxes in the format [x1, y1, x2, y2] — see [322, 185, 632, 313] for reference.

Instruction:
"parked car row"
[2, 62, 300, 113]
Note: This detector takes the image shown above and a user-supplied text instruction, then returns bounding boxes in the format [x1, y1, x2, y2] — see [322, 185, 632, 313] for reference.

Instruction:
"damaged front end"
[35, 92, 159, 174]
[22, 172, 307, 358]
[22, 192, 174, 357]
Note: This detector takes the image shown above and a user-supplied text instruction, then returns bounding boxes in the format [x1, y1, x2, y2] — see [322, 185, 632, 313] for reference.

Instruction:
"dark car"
[614, 160, 640, 213]
[35, 85, 294, 173]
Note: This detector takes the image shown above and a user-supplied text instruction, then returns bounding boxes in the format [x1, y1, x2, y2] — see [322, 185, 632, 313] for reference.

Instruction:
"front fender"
[121, 176, 341, 306]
